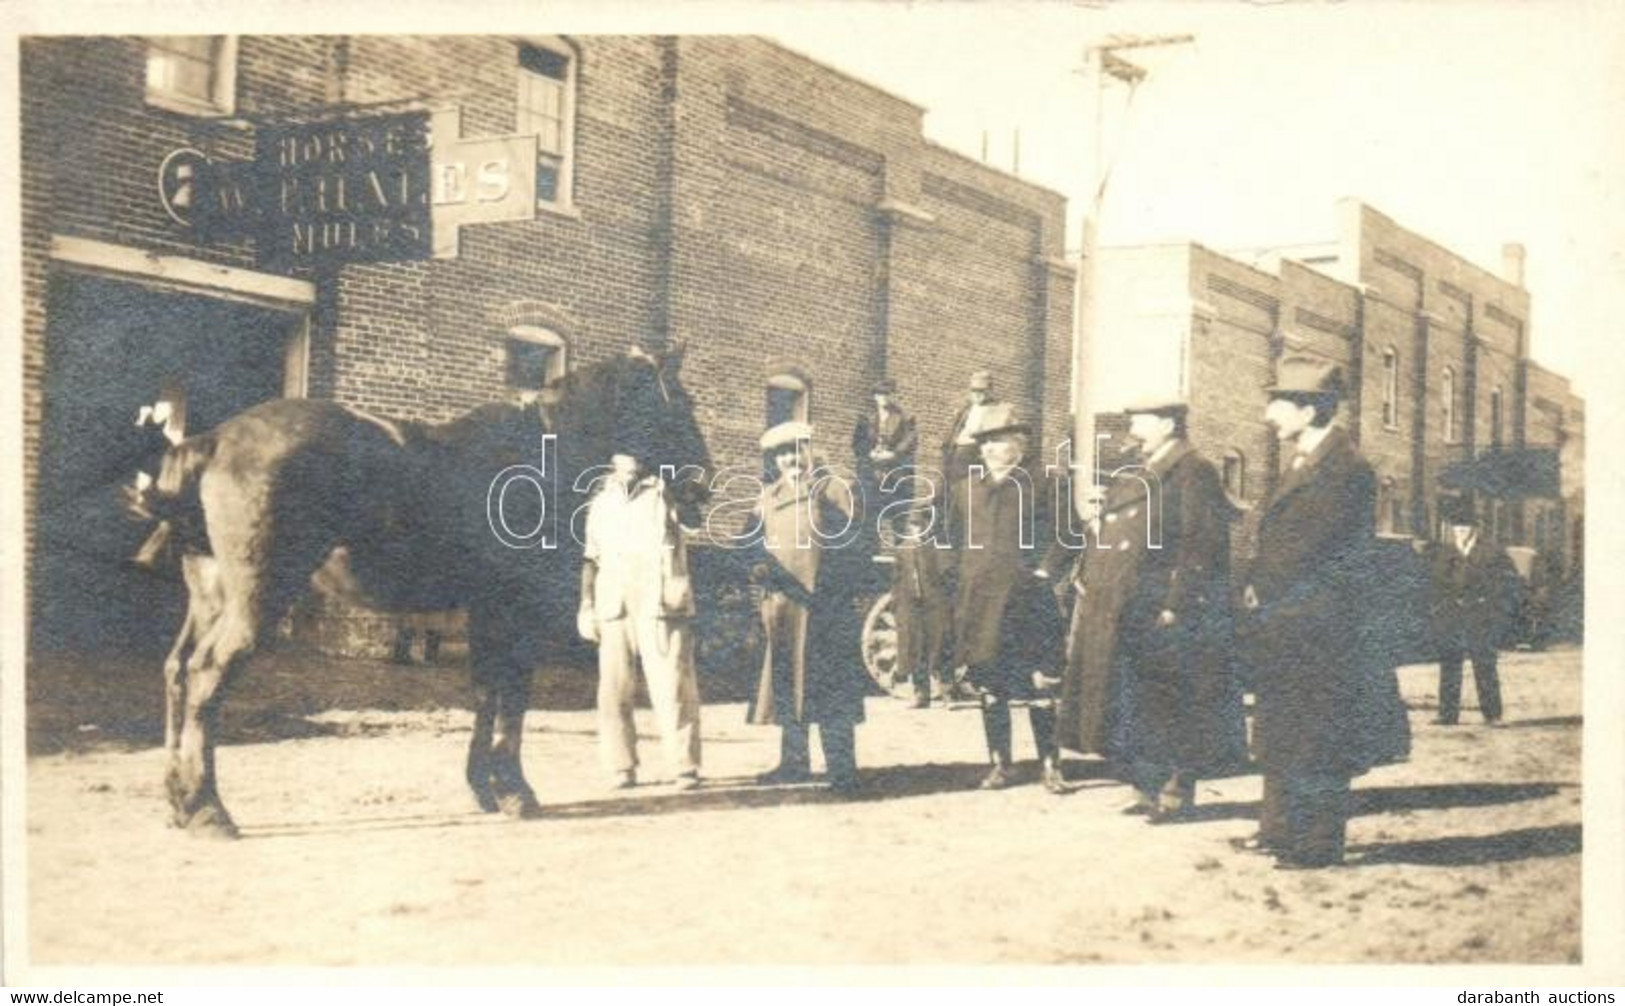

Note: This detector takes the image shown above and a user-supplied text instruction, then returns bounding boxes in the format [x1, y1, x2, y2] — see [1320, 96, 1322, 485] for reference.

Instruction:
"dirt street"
[23, 646, 1581, 967]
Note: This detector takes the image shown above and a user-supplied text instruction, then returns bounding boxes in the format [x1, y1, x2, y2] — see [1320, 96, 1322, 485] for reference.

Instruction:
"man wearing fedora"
[1238, 356, 1410, 869]
[747, 421, 867, 793]
[951, 419, 1068, 792]
[1057, 396, 1245, 821]
[941, 370, 1005, 478]
[1428, 493, 1517, 726]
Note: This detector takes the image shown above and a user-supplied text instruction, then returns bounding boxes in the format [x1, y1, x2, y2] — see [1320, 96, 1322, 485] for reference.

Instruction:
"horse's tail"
[128, 433, 216, 571]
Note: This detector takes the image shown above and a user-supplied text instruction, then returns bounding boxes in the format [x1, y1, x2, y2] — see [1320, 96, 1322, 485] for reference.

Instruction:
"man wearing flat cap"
[851, 378, 918, 488]
[747, 421, 867, 793]
[951, 420, 1069, 792]
[1238, 356, 1410, 869]
[1428, 493, 1517, 726]
[1057, 396, 1245, 821]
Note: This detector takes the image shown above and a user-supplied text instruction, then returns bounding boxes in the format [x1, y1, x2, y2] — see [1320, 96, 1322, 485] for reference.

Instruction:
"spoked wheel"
[860, 590, 912, 699]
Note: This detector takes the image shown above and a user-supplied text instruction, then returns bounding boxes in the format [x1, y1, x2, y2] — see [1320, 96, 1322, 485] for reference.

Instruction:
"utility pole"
[1071, 32, 1194, 516]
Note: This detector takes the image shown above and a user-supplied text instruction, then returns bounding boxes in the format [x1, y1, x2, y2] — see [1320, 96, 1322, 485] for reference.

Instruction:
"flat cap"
[968, 370, 994, 391]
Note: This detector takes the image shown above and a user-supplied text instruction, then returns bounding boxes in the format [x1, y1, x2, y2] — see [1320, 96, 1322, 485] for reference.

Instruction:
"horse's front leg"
[490, 663, 542, 819]
[465, 673, 500, 814]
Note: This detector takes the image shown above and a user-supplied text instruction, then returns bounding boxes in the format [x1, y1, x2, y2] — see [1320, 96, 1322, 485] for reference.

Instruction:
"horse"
[136, 346, 712, 838]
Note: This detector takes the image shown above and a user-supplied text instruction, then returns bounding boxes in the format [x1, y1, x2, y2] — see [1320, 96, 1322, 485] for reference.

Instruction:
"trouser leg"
[1437, 649, 1465, 723]
[639, 618, 702, 777]
[1160, 770, 1197, 813]
[1259, 771, 1289, 848]
[1281, 771, 1349, 866]
[1471, 648, 1503, 722]
[779, 721, 811, 773]
[819, 721, 858, 783]
[596, 620, 639, 776]
[1131, 759, 1174, 806]
[979, 691, 1013, 766]
[1028, 701, 1059, 764]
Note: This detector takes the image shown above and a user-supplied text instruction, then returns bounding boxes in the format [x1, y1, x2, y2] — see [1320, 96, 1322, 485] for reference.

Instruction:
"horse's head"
[552, 342, 712, 520]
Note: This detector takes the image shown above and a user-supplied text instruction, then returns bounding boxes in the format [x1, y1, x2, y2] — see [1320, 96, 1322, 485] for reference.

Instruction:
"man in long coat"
[1057, 397, 1246, 820]
[1429, 494, 1517, 726]
[1238, 356, 1411, 869]
[952, 421, 1069, 792]
[748, 421, 867, 793]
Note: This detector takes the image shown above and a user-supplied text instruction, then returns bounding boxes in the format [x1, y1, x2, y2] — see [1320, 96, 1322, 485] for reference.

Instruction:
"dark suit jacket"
[1241, 426, 1409, 776]
[851, 403, 918, 475]
[1428, 535, 1518, 653]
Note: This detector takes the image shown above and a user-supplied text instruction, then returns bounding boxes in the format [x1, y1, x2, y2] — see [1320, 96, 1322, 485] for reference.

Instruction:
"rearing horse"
[142, 347, 711, 837]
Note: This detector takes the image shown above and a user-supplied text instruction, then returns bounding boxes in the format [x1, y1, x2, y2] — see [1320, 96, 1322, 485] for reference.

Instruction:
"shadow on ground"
[1154, 781, 1570, 826]
[1351, 824, 1581, 866]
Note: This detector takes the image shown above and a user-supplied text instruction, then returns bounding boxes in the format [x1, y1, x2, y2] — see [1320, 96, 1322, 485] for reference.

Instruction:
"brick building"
[20, 35, 1074, 654]
[1094, 200, 1585, 580]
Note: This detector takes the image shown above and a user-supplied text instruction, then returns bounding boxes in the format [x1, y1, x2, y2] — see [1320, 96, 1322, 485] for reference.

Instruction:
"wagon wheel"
[860, 590, 911, 699]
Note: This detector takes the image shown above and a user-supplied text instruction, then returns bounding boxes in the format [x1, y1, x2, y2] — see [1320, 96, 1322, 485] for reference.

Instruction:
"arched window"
[1381, 347, 1400, 429]
[1222, 449, 1247, 501]
[516, 38, 578, 210]
[1442, 367, 1457, 443]
[766, 372, 811, 427]
[506, 325, 568, 393]
[1489, 385, 1504, 447]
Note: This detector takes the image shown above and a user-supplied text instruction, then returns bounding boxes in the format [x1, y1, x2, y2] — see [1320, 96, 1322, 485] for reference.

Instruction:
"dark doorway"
[32, 273, 303, 654]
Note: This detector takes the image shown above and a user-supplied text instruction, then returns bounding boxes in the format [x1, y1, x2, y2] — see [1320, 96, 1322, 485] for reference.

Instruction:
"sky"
[765, 1, 1625, 400]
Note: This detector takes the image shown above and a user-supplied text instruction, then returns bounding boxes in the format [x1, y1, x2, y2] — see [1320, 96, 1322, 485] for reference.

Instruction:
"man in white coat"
[578, 452, 703, 790]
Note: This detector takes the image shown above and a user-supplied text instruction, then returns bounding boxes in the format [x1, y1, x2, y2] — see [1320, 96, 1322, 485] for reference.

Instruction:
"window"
[1490, 385, 1504, 447]
[146, 36, 237, 116]
[1377, 476, 1407, 535]
[1442, 367, 1457, 444]
[506, 326, 568, 393]
[516, 41, 576, 209]
[1222, 449, 1246, 501]
[766, 373, 810, 426]
[1381, 347, 1400, 429]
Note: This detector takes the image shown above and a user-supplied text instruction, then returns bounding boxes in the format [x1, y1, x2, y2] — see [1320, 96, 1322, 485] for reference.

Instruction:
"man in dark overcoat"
[951, 421, 1069, 792]
[1056, 397, 1245, 820]
[1237, 356, 1411, 869]
[1429, 494, 1518, 726]
[748, 421, 868, 793]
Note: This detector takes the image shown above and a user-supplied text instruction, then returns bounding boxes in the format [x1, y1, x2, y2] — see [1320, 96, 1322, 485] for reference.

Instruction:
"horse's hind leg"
[164, 557, 221, 760]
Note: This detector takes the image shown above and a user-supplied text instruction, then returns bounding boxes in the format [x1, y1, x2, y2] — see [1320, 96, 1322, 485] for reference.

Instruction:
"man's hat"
[1121, 393, 1189, 419]
[1439, 493, 1479, 526]
[760, 420, 814, 454]
[872, 378, 897, 395]
[1265, 355, 1344, 398]
[968, 370, 994, 391]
